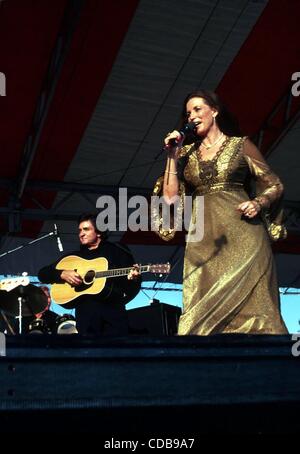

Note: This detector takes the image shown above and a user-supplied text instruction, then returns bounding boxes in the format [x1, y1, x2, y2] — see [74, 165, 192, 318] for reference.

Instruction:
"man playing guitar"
[38, 213, 141, 335]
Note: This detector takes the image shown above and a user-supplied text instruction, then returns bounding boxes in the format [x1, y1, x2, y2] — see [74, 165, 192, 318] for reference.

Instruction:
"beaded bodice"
[181, 137, 247, 195]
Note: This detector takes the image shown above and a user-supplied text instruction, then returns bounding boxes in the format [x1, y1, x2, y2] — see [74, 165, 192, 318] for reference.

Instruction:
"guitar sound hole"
[84, 270, 95, 284]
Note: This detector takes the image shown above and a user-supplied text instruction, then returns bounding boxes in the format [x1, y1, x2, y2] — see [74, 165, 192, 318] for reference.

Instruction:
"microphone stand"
[0, 227, 59, 334]
[0, 228, 58, 259]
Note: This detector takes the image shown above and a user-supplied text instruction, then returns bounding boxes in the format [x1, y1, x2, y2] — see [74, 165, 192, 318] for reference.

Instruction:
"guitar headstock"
[148, 263, 171, 274]
[0, 276, 30, 292]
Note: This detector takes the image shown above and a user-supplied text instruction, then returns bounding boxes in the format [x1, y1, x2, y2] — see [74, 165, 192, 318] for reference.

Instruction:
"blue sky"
[280, 289, 300, 333]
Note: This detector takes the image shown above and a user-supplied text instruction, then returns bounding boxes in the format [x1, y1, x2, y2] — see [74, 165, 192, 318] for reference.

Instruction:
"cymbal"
[0, 284, 48, 317]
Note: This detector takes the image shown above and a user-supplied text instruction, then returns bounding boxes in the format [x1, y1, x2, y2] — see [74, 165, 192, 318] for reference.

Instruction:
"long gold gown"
[154, 136, 288, 335]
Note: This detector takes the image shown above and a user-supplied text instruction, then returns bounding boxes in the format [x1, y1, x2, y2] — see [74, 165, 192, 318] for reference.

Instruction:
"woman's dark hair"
[180, 89, 241, 143]
[78, 212, 108, 241]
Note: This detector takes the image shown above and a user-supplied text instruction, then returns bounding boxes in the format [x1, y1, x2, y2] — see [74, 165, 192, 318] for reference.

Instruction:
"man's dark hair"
[78, 212, 108, 241]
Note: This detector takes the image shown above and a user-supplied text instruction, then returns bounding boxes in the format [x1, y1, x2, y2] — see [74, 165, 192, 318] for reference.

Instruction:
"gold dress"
[154, 136, 288, 335]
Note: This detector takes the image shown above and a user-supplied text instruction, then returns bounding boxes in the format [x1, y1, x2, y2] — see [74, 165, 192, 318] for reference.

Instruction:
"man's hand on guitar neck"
[127, 264, 141, 281]
[60, 270, 83, 286]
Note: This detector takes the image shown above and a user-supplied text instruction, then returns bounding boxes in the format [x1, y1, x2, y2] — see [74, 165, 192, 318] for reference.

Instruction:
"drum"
[28, 318, 50, 334]
[55, 314, 78, 335]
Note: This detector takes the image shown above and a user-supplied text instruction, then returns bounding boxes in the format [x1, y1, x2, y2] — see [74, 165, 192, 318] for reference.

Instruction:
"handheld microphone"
[167, 121, 197, 147]
[54, 224, 64, 252]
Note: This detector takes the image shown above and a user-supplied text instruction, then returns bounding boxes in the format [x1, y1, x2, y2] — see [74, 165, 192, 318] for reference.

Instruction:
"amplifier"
[127, 301, 181, 335]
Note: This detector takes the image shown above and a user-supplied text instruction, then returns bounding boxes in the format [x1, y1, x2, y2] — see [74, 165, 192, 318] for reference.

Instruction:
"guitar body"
[50, 255, 108, 306]
[49, 256, 170, 308]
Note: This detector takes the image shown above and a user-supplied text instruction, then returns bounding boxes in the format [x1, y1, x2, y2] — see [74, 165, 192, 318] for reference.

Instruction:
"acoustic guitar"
[50, 255, 170, 306]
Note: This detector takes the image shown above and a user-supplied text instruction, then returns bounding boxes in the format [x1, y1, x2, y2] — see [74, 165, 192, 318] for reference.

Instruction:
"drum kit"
[28, 314, 77, 335]
[0, 227, 78, 335]
[0, 276, 77, 335]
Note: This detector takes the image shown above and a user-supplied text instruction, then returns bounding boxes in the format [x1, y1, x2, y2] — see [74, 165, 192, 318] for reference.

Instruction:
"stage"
[0, 334, 299, 434]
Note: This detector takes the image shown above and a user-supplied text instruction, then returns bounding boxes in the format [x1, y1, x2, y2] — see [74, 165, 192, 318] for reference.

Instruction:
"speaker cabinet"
[127, 302, 181, 335]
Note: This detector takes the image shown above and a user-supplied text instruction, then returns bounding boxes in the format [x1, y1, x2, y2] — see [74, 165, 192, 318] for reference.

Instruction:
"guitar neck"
[95, 265, 150, 279]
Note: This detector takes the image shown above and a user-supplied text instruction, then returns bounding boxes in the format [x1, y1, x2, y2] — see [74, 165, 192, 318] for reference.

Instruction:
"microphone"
[54, 224, 64, 252]
[167, 121, 197, 147]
